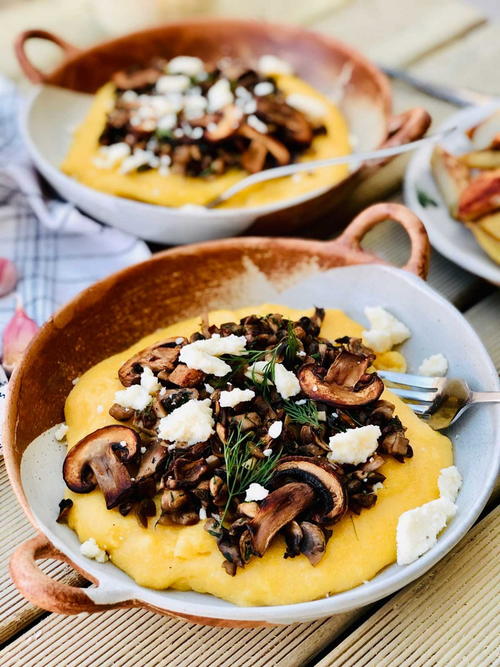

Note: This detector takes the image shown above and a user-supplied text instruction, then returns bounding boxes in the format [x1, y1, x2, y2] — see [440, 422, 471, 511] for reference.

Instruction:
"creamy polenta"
[64, 305, 452, 606]
[61, 73, 351, 208]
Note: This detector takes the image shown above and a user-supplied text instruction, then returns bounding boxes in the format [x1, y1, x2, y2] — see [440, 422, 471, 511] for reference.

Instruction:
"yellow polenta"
[65, 305, 452, 606]
[61, 74, 351, 208]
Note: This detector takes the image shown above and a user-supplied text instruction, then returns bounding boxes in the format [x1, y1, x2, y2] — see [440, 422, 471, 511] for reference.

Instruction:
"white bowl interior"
[20, 265, 500, 624]
[404, 101, 500, 285]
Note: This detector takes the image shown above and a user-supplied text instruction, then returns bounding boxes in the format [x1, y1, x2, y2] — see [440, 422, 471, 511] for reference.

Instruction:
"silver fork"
[377, 371, 500, 430]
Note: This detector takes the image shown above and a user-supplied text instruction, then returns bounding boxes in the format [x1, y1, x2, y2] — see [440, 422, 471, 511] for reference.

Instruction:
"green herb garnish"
[219, 423, 281, 526]
[283, 399, 320, 428]
[417, 188, 438, 208]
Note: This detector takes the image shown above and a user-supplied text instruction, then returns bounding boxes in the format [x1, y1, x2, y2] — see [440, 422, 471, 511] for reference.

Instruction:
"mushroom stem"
[247, 482, 315, 557]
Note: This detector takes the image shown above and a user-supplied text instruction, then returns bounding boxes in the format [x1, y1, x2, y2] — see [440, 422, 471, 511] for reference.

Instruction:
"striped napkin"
[0, 76, 151, 446]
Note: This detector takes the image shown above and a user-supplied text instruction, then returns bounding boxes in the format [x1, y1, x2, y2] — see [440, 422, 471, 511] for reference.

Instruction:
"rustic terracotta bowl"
[5, 202, 499, 625]
[15, 20, 431, 243]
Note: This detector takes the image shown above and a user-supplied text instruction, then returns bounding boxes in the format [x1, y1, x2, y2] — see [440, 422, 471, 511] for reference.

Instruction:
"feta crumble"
[93, 142, 130, 169]
[274, 364, 301, 399]
[247, 114, 268, 134]
[207, 78, 234, 112]
[268, 420, 283, 439]
[396, 497, 456, 565]
[115, 384, 152, 411]
[362, 306, 411, 353]
[204, 383, 215, 394]
[157, 398, 214, 446]
[155, 74, 190, 94]
[263, 448, 273, 457]
[327, 425, 381, 465]
[219, 387, 256, 408]
[140, 366, 161, 394]
[418, 353, 448, 377]
[245, 482, 269, 502]
[54, 423, 68, 441]
[167, 56, 204, 77]
[80, 538, 108, 563]
[286, 93, 327, 120]
[254, 81, 274, 96]
[438, 466, 462, 502]
[179, 333, 247, 377]
[199, 507, 208, 520]
[257, 54, 293, 76]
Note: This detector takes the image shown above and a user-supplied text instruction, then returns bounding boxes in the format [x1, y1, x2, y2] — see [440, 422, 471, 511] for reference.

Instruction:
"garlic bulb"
[1, 299, 39, 374]
[0, 258, 17, 297]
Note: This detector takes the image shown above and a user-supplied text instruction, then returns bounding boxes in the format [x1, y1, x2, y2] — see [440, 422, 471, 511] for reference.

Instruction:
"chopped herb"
[283, 399, 320, 428]
[417, 189, 438, 208]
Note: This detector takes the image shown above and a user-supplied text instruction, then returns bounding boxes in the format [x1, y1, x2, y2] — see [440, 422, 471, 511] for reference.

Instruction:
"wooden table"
[1, 1, 499, 665]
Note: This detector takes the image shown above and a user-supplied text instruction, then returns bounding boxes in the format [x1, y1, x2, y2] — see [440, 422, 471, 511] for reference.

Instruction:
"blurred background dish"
[16, 20, 430, 243]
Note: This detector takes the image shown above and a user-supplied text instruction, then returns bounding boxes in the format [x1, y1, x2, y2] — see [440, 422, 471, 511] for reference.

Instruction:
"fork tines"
[376, 370, 443, 415]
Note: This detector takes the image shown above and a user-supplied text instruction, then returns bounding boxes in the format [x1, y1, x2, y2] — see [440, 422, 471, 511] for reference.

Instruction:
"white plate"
[404, 102, 500, 285]
[20, 265, 500, 624]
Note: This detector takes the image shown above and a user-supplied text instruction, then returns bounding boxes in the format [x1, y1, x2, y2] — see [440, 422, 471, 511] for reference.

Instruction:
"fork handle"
[470, 391, 500, 404]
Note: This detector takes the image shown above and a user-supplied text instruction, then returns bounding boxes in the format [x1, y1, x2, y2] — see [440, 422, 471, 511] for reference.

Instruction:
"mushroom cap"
[272, 456, 346, 523]
[62, 425, 140, 509]
[298, 359, 384, 407]
[118, 337, 185, 386]
[247, 482, 315, 557]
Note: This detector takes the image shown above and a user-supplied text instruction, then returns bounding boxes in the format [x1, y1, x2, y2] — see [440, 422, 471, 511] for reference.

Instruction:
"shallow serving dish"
[405, 101, 500, 286]
[16, 20, 430, 244]
[4, 203, 499, 626]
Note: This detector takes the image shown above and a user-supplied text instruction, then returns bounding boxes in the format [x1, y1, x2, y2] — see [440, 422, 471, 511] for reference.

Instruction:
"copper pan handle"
[15, 30, 80, 84]
[333, 202, 430, 278]
[9, 533, 133, 615]
[360, 107, 432, 172]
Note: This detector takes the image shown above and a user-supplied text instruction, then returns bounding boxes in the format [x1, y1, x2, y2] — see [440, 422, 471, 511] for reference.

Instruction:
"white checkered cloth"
[0, 77, 151, 445]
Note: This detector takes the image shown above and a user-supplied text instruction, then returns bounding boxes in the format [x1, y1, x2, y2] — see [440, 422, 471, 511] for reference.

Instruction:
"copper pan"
[15, 20, 431, 237]
[3, 202, 431, 625]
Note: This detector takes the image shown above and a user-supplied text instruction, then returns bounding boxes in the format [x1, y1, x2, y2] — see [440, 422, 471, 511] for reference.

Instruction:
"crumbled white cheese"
[155, 74, 190, 94]
[179, 333, 247, 377]
[254, 81, 274, 96]
[295, 399, 307, 405]
[242, 99, 257, 115]
[199, 507, 207, 520]
[418, 353, 448, 377]
[80, 538, 108, 563]
[245, 482, 269, 502]
[327, 425, 382, 465]
[372, 482, 384, 491]
[274, 364, 301, 399]
[157, 398, 214, 446]
[247, 114, 268, 134]
[157, 113, 178, 132]
[140, 446, 146, 454]
[263, 448, 273, 457]
[286, 93, 327, 120]
[438, 466, 462, 502]
[362, 306, 411, 353]
[120, 148, 155, 174]
[191, 126, 204, 140]
[204, 383, 215, 394]
[167, 56, 205, 77]
[167, 443, 176, 451]
[268, 420, 283, 439]
[175, 337, 184, 344]
[207, 78, 234, 112]
[115, 384, 152, 411]
[159, 154, 172, 176]
[257, 54, 293, 75]
[54, 423, 68, 441]
[72, 377, 80, 386]
[183, 94, 208, 120]
[396, 497, 457, 565]
[122, 90, 138, 103]
[219, 387, 256, 408]
[140, 366, 161, 394]
[93, 142, 130, 169]
[318, 411, 327, 422]
[96, 404, 104, 414]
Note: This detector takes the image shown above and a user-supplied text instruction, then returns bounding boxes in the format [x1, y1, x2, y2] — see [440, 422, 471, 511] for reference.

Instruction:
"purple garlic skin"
[2, 301, 38, 374]
[0, 258, 17, 298]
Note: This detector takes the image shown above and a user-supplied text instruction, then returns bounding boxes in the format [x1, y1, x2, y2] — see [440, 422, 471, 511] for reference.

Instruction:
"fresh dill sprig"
[219, 423, 281, 526]
[283, 399, 320, 428]
[284, 321, 300, 364]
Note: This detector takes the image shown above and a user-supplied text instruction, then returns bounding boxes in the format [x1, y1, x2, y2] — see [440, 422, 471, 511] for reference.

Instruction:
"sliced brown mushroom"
[113, 67, 161, 91]
[167, 364, 205, 387]
[298, 356, 384, 407]
[272, 456, 346, 523]
[118, 338, 185, 386]
[135, 441, 170, 493]
[283, 520, 303, 557]
[239, 124, 290, 173]
[172, 457, 209, 487]
[247, 482, 315, 557]
[56, 498, 73, 524]
[62, 425, 139, 509]
[204, 105, 242, 141]
[256, 97, 313, 144]
[299, 521, 326, 566]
